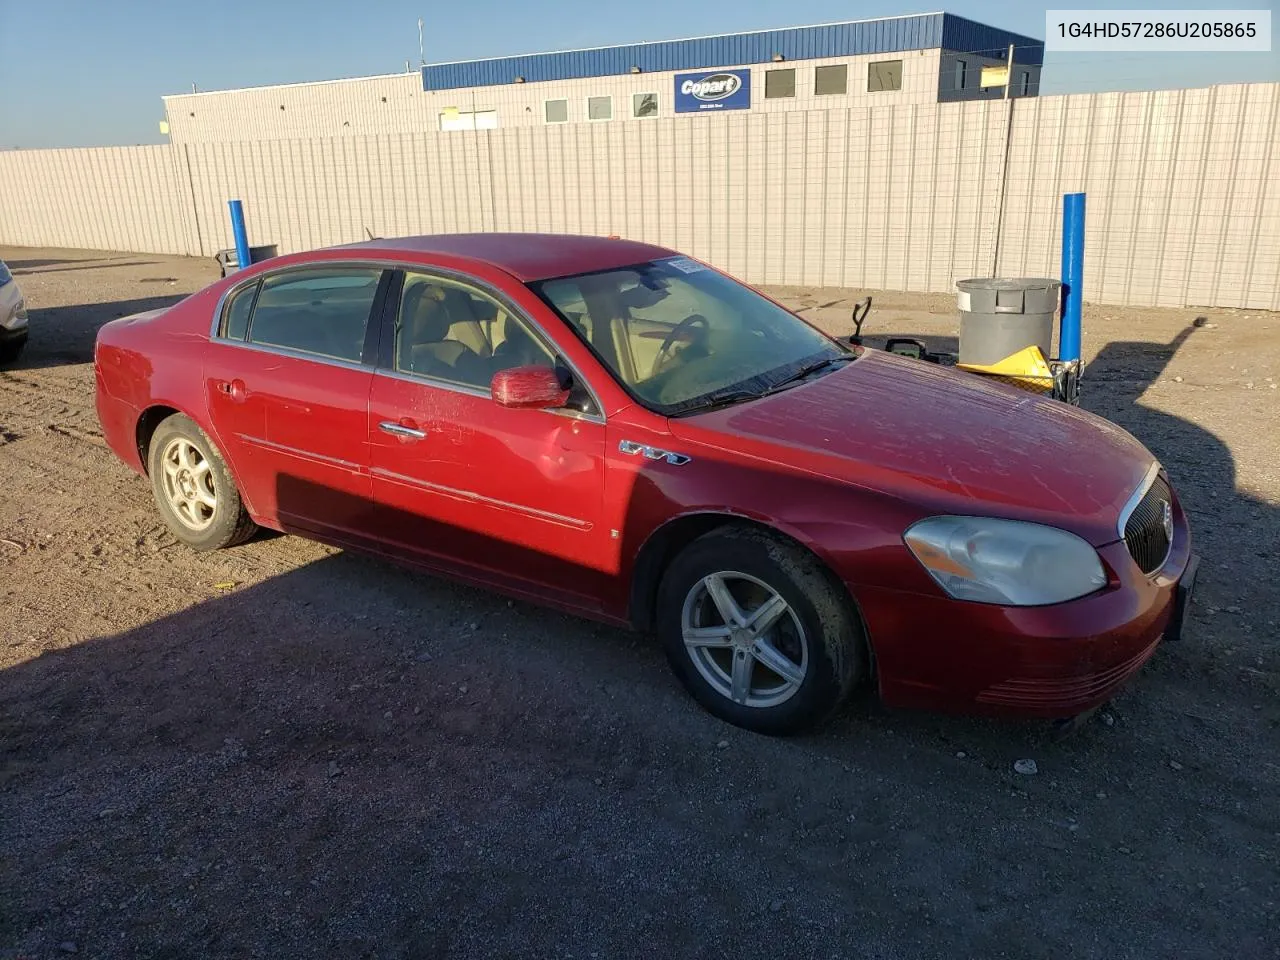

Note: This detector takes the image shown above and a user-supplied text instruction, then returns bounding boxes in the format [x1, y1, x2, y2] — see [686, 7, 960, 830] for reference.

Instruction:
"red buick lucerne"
[94, 234, 1197, 734]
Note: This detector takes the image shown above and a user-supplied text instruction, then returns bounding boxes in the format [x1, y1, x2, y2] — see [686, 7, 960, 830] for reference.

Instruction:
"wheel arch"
[135, 404, 184, 474]
[135, 403, 238, 489]
[628, 512, 875, 676]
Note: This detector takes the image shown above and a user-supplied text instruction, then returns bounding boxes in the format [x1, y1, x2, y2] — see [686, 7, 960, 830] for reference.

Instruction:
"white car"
[0, 259, 29, 363]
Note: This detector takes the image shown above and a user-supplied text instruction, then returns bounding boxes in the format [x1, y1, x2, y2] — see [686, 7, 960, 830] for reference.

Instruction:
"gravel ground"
[1, 246, 1278, 960]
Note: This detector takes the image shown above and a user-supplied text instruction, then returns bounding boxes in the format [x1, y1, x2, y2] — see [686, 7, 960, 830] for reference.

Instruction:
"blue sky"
[1, 0, 1275, 147]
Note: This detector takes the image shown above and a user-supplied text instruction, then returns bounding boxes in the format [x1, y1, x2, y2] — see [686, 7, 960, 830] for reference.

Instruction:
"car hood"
[667, 349, 1157, 546]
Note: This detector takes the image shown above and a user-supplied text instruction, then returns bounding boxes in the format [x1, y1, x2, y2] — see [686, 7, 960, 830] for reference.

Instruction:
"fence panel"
[1, 84, 1277, 309]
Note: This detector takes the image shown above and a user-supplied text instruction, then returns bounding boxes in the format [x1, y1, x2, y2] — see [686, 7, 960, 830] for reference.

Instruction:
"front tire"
[656, 526, 866, 735]
[147, 413, 257, 551]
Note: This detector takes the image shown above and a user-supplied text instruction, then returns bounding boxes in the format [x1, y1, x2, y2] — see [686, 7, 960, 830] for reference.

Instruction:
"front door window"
[396, 272, 598, 416]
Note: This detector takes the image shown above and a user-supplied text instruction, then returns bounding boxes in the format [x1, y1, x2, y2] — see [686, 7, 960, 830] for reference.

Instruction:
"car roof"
[332, 233, 679, 283]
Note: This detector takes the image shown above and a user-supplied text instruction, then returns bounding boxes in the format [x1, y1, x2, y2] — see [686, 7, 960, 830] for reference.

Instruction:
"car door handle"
[379, 420, 427, 440]
[214, 378, 246, 401]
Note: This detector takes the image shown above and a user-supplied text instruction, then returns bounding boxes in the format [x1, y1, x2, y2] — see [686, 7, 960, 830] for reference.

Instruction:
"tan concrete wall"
[2, 84, 1277, 309]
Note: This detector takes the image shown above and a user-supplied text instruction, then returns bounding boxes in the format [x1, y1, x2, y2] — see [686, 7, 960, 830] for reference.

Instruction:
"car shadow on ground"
[4, 258, 106, 270]
[10, 295, 186, 370]
[9, 260, 159, 276]
[3, 478, 1276, 957]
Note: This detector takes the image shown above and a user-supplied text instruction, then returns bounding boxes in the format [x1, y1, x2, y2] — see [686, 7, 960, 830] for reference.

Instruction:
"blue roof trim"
[941, 14, 1044, 65]
[422, 13, 1042, 91]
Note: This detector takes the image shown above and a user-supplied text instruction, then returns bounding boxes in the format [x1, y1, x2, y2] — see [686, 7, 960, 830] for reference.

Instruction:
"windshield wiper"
[667, 353, 855, 417]
[668, 386, 769, 416]
[768, 353, 853, 391]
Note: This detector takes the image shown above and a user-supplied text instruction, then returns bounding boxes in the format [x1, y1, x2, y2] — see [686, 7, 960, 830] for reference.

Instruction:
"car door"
[366, 268, 613, 612]
[203, 264, 390, 540]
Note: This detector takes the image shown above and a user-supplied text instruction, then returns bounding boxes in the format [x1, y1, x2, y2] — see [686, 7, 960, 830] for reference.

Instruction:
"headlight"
[904, 516, 1107, 606]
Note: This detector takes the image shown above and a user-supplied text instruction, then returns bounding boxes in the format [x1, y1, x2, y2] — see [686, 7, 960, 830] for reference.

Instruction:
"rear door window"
[245, 268, 384, 363]
[221, 281, 260, 340]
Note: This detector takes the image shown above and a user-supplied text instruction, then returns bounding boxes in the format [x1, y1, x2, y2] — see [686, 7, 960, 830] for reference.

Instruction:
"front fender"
[614, 444, 945, 635]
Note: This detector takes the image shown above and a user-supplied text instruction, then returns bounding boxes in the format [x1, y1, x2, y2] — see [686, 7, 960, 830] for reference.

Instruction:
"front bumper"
[1, 281, 28, 347]
[858, 531, 1197, 719]
[1, 279, 26, 324]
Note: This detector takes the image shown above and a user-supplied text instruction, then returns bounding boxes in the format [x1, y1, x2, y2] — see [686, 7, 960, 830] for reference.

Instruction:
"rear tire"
[656, 526, 866, 735]
[147, 413, 257, 551]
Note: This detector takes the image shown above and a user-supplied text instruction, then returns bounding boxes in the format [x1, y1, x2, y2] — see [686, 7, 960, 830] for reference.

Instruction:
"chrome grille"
[1124, 474, 1173, 575]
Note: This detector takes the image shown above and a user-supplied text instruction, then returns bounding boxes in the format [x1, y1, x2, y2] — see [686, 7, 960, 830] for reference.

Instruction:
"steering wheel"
[653, 314, 710, 375]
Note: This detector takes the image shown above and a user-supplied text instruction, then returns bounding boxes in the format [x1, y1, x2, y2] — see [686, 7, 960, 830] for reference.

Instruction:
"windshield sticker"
[665, 257, 708, 274]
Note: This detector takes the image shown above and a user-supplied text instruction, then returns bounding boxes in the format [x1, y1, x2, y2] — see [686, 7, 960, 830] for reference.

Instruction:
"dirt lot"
[1, 246, 1277, 960]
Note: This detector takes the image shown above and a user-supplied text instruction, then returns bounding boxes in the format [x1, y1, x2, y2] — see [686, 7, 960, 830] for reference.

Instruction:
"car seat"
[491, 315, 551, 370]
[400, 282, 486, 384]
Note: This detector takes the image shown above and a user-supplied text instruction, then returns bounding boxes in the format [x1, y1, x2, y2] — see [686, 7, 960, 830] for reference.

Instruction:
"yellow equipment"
[956, 345, 1056, 396]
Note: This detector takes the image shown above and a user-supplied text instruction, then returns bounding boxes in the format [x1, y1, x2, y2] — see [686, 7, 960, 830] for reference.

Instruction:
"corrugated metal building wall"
[421, 13, 1041, 90]
[164, 74, 426, 144]
[165, 51, 1016, 143]
[0, 146, 198, 255]
[162, 14, 1043, 144]
[2, 85, 1277, 309]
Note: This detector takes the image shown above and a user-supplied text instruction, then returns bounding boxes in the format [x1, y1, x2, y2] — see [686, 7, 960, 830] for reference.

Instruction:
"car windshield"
[530, 257, 851, 415]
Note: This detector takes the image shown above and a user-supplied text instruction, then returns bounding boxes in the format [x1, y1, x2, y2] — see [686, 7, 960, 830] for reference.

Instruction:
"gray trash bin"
[956, 278, 1061, 367]
[215, 244, 279, 278]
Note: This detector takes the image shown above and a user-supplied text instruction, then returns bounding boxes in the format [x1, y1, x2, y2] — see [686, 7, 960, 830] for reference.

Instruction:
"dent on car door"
[203, 265, 389, 537]
[367, 269, 613, 610]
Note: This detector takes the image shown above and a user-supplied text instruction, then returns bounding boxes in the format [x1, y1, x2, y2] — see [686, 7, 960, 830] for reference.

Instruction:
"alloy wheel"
[681, 571, 809, 709]
[159, 437, 217, 531]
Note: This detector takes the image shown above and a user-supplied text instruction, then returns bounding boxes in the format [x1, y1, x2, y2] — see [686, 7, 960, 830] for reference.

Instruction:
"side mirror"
[490, 365, 571, 410]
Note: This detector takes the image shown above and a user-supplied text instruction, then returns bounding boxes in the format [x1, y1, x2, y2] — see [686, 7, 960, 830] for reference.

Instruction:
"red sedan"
[94, 234, 1197, 734]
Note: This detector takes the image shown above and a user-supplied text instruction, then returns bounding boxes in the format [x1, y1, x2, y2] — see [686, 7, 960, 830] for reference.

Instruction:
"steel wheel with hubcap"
[148, 412, 258, 551]
[658, 526, 866, 735]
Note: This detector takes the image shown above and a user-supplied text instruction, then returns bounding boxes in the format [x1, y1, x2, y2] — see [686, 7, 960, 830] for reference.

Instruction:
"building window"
[632, 92, 658, 118]
[587, 96, 613, 121]
[814, 64, 848, 96]
[867, 60, 903, 93]
[545, 99, 568, 123]
[955, 59, 968, 90]
[765, 68, 795, 98]
[439, 109, 497, 132]
[1020, 71, 1031, 96]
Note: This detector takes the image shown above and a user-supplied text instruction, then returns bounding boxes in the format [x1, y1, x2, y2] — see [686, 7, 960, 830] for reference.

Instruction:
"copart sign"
[673, 69, 752, 113]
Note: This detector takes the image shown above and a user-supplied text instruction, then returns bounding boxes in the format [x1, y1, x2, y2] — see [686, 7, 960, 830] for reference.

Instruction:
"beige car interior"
[565, 276, 706, 384]
[397, 276, 555, 389]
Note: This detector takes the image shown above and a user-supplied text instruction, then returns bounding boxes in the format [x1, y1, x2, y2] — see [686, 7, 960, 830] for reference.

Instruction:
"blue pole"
[228, 199, 251, 272]
[1060, 192, 1085, 363]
